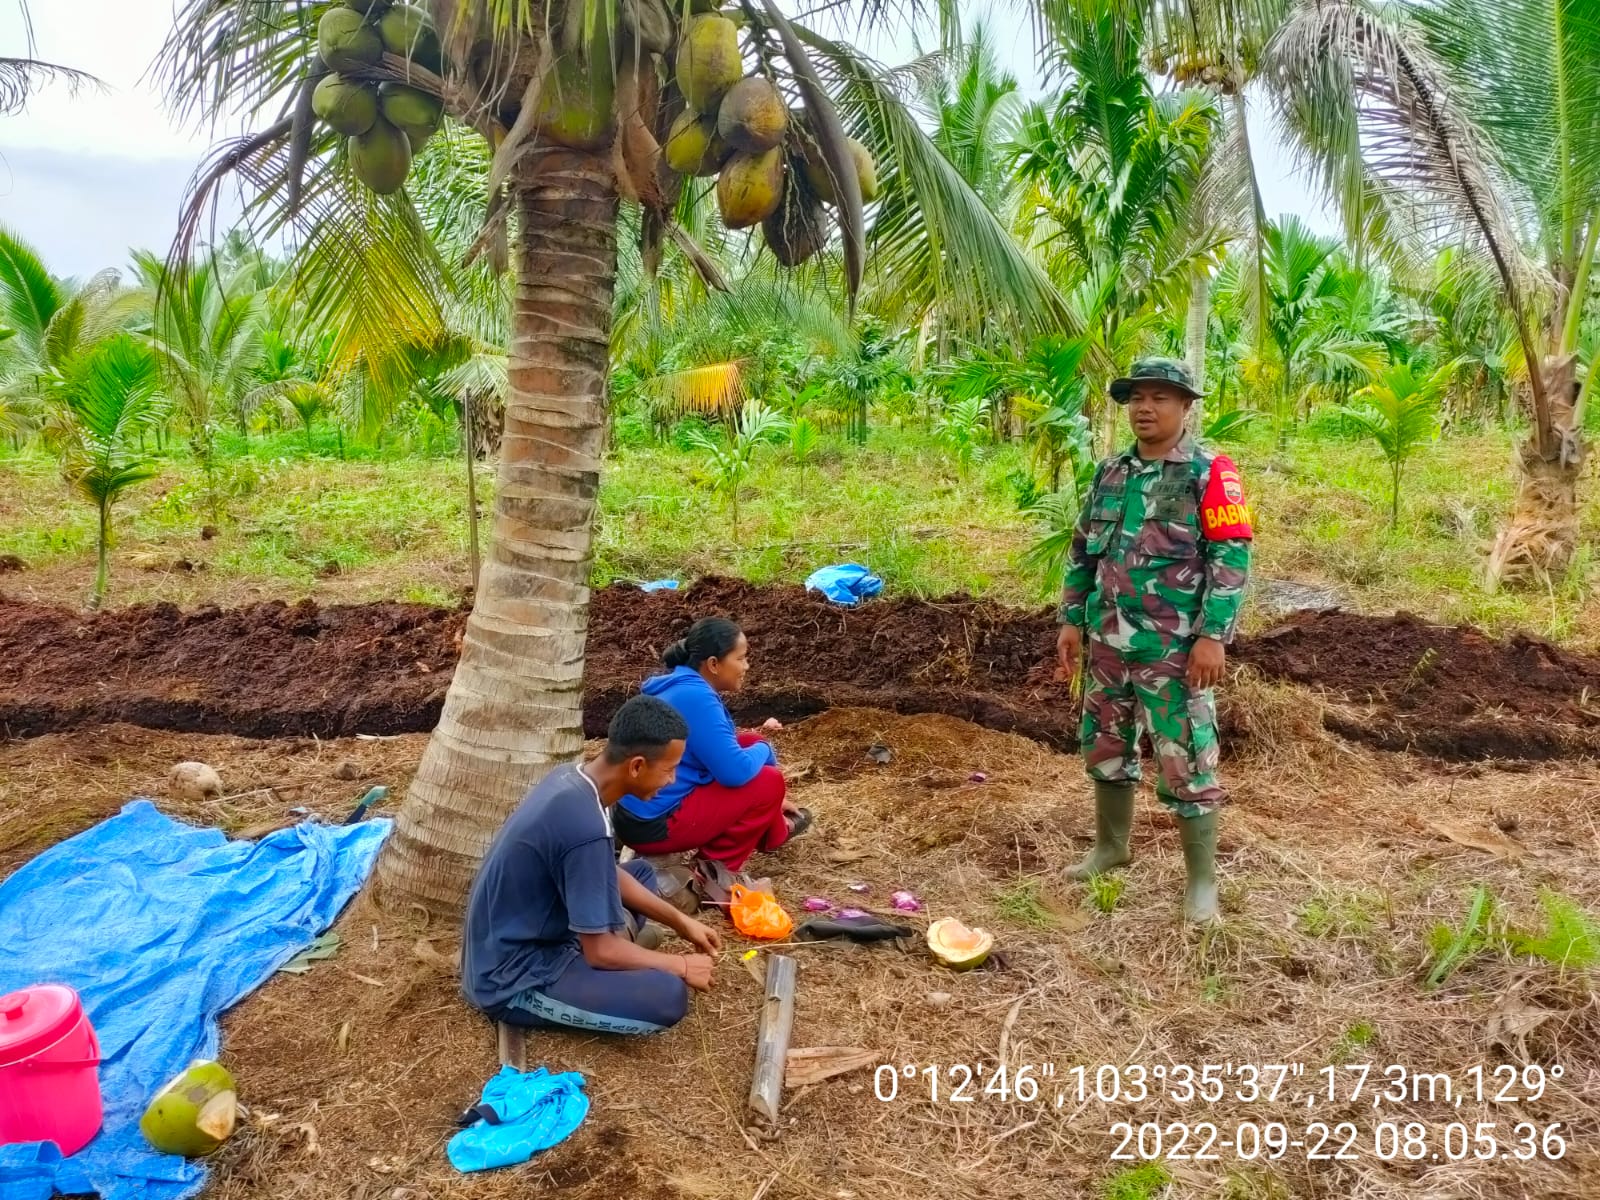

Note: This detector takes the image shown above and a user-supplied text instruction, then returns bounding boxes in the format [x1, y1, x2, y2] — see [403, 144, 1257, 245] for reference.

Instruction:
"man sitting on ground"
[463, 695, 721, 1034]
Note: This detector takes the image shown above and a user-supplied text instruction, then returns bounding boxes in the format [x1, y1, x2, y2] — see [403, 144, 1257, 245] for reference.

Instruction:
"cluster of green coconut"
[663, 11, 877, 264]
[313, 0, 446, 195]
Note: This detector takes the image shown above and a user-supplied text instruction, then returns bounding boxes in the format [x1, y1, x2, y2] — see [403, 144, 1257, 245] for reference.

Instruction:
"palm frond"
[1266, 0, 1554, 437]
[797, 27, 1080, 344]
[0, 225, 64, 361]
[0, 55, 102, 115]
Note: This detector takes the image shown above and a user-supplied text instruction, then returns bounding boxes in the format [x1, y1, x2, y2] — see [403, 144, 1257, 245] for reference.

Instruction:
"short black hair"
[604, 694, 688, 764]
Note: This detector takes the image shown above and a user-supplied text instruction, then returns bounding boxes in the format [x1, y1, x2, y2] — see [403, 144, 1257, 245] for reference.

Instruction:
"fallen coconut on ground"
[168, 762, 223, 803]
[140, 1060, 238, 1157]
[926, 917, 993, 971]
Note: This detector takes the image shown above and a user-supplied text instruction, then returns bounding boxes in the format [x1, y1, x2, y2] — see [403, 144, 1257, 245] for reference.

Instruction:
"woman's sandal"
[784, 806, 815, 840]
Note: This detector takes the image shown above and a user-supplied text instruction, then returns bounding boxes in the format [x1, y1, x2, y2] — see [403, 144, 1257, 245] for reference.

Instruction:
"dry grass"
[3, 710, 1598, 1199]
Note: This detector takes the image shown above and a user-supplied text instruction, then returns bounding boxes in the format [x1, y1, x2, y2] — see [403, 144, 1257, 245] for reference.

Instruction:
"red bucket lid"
[0, 985, 83, 1062]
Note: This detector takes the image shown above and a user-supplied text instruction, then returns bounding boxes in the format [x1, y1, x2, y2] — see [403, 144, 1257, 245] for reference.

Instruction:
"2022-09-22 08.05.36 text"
[872, 1060, 1573, 1163]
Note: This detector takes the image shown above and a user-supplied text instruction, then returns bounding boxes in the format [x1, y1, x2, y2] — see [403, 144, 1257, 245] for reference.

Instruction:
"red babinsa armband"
[1200, 455, 1253, 540]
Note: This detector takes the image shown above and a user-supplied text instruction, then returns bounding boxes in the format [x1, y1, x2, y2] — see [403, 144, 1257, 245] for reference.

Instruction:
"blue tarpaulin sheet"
[804, 563, 884, 607]
[0, 800, 390, 1200]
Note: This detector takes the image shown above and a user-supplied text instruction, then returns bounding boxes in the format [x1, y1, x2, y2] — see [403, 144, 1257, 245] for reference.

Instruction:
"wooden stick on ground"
[748, 953, 797, 1125]
[496, 1021, 526, 1071]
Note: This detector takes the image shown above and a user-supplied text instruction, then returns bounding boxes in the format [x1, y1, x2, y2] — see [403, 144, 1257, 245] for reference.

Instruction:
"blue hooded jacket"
[620, 666, 777, 820]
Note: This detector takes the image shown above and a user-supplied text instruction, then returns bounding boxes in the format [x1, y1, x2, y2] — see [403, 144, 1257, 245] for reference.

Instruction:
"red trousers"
[631, 733, 789, 870]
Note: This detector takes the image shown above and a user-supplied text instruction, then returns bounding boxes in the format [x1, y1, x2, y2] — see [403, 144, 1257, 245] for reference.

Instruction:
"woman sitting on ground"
[614, 617, 814, 875]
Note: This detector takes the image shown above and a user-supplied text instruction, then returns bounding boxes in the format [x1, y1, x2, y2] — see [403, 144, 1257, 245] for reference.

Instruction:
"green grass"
[1295, 888, 1382, 940]
[1330, 1020, 1379, 1063]
[992, 877, 1059, 928]
[5, 418, 1600, 647]
[1098, 1162, 1171, 1200]
[1510, 889, 1600, 972]
[1084, 872, 1127, 915]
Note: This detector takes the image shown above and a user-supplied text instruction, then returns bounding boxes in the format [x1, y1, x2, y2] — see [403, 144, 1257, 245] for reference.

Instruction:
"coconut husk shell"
[676, 14, 742, 115]
[717, 146, 784, 229]
[378, 82, 442, 133]
[664, 109, 729, 176]
[378, 4, 443, 73]
[314, 74, 378, 137]
[349, 117, 413, 194]
[318, 8, 383, 73]
[717, 75, 787, 153]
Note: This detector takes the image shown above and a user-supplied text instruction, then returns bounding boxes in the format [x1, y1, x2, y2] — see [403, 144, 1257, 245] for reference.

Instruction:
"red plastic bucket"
[0, 984, 103, 1156]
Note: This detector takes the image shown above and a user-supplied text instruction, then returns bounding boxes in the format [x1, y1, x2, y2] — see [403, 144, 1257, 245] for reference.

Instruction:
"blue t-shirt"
[462, 764, 626, 1016]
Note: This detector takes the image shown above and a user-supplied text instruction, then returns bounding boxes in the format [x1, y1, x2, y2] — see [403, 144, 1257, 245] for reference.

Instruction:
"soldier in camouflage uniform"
[1055, 357, 1252, 923]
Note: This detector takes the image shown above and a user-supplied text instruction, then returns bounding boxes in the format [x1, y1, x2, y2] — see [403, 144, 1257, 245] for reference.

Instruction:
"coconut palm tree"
[159, 0, 1077, 916]
[0, 228, 152, 440]
[1266, 0, 1600, 585]
[1010, 0, 1224, 443]
[1340, 359, 1453, 529]
[40, 333, 168, 608]
[131, 252, 269, 520]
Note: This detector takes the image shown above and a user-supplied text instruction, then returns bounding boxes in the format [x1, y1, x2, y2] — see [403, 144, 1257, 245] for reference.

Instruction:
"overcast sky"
[1, 0, 1334, 280]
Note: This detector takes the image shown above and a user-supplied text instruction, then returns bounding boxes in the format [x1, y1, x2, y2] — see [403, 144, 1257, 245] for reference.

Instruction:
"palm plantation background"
[2, 0, 1598, 913]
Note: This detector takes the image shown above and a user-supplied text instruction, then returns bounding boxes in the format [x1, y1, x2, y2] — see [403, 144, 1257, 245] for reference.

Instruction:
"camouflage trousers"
[1079, 637, 1228, 818]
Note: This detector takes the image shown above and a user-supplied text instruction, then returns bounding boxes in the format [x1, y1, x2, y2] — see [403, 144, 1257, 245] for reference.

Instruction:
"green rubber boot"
[1178, 811, 1221, 924]
[1064, 781, 1135, 881]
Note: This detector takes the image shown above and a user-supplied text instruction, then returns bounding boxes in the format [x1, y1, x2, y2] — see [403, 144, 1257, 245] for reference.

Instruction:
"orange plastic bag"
[729, 884, 794, 940]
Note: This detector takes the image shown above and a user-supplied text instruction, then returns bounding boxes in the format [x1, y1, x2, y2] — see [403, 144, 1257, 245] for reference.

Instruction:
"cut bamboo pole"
[496, 1021, 526, 1071]
[747, 953, 797, 1124]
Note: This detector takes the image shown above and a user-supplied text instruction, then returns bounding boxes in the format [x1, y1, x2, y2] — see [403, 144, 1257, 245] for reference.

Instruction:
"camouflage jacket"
[1059, 435, 1252, 661]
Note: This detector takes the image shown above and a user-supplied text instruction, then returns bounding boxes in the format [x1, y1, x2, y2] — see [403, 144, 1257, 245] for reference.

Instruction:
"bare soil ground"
[2, 698, 1598, 1199]
[5, 579, 1600, 761]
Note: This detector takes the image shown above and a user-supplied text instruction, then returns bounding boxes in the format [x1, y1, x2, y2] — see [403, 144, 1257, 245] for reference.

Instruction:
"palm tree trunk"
[377, 146, 618, 918]
[1185, 262, 1209, 432]
[462, 397, 481, 590]
[1489, 354, 1585, 587]
[91, 498, 110, 611]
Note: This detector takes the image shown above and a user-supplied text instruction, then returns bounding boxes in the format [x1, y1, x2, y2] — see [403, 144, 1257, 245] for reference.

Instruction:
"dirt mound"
[3, 582, 1598, 760]
[583, 577, 1070, 743]
[1235, 608, 1600, 760]
[0, 598, 461, 739]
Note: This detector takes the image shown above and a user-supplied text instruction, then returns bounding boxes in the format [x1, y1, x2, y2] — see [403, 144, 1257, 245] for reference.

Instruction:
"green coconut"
[349, 117, 413, 194]
[716, 76, 787, 154]
[342, 0, 390, 12]
[802, 135, 878, 205]
[377, 4, 443, 73]
[312, 74, 379, 136]
[676, 14, 742, 116]
[926, 918, 993, 971]
[852, 138, 880, 202]
[664, 109, 728, 176]
[399, 123, 435, 152]
[318, 8, 383, 73]
[717, 147, 783, 229]
[534, 56, 617, 151]
[378, 82, 442, 133]
[140, 1060, 238, 1158]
